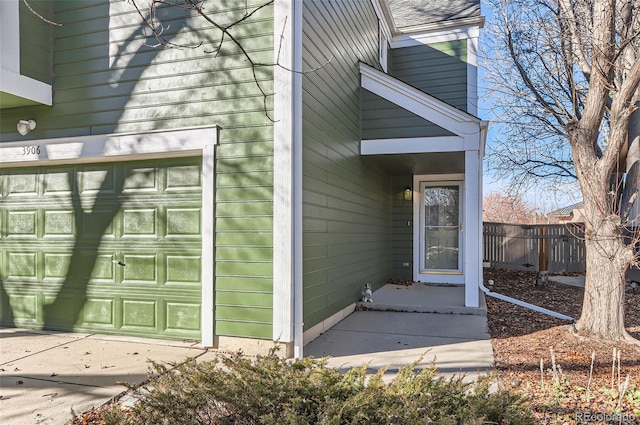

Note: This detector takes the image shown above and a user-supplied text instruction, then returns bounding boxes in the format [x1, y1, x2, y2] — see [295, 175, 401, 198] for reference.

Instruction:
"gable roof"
[387, 0, 481, 29]
[549, 202, 584, 217]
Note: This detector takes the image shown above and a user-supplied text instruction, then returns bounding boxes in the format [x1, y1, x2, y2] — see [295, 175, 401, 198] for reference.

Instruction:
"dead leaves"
[485, 269, 640, 423]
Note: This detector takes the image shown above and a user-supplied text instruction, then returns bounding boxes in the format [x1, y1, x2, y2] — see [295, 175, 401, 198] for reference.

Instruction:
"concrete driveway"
[0, 329, 212, 425]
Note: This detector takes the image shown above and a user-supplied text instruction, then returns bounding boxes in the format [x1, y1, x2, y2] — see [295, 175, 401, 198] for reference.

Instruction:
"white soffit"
[390, 17, 483, 49]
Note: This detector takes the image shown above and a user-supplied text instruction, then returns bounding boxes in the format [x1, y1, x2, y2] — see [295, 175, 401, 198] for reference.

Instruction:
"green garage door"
[0, 157, 203, 340]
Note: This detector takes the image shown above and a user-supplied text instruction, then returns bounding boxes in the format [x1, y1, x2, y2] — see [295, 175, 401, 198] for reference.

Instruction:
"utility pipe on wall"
[479, 281, 575, 322]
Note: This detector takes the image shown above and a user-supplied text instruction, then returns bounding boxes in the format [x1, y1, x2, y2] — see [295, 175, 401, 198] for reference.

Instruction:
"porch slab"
[358, 283, 486, 315]
[304, 310, 494, 382]
[305, 285, 494, 383]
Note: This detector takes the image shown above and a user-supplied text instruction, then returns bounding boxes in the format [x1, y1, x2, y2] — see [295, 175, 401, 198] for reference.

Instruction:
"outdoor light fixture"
[17, 119, 36, 136]
[403, 187, 413, 201]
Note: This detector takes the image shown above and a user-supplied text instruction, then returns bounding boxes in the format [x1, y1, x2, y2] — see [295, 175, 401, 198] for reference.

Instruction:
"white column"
[201, 143, 216, 347]
[464, 149, 481, 308]
[273, 0, 302, 354]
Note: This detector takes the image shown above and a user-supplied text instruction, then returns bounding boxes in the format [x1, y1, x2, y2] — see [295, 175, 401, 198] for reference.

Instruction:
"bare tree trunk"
[626, 93, 640, 222]
[576, 215, 635, 342]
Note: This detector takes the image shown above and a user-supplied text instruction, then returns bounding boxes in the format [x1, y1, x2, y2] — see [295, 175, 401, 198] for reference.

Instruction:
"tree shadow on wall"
[40, 2, 192, 331]
[42, 167, 126, 330]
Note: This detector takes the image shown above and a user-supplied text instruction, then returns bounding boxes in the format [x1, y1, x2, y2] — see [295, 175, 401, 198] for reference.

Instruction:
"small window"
[379, 24, 388, 72]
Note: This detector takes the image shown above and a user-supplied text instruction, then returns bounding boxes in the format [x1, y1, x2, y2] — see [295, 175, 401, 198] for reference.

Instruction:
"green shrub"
[106, 348, 534, 425]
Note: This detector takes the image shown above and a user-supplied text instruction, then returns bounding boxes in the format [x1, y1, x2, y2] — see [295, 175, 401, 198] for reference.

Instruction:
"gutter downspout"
[479, 280, 575, 322]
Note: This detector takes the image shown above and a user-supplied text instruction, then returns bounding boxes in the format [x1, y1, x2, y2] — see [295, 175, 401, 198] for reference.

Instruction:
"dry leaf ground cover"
[484, 268, 640, 424]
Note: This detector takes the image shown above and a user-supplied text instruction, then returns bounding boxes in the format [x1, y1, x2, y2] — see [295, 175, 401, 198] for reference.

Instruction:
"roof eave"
[394, 15, 485, 36]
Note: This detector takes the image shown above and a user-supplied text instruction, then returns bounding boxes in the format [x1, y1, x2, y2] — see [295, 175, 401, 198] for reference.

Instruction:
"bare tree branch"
[128, 0, 332, 122]
[22, 0, 62, 27]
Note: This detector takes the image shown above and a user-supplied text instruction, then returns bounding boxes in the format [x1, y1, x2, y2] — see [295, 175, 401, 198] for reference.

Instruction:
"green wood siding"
[19, 0, 53, 84]
[0, 158, 202, 339]
[302, 0, 392, 330]
[362, 90, 455, 139]
[0, 0, 275, 341]
[391, 176, 413, 280]
[390, 41, 468, 111]
[362, 40, 468, 140]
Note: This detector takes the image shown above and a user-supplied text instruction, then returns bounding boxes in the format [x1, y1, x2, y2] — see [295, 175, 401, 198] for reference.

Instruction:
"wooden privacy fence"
[483, 222, 586, 273]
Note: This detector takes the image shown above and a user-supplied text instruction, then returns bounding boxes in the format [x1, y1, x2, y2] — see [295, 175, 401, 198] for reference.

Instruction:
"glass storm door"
[420, 182, 462, 273]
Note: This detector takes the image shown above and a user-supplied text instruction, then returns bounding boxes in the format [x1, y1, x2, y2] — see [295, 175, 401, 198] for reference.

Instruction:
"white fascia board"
[0, 0, 52, 106]
[361, 136, 464, 155]
[0, 125, 219, 348]
[360, 63, 481, 137]
[1, 70, 53, 106]
[371, 0, 396, 40]
[391, 23, 481, 49]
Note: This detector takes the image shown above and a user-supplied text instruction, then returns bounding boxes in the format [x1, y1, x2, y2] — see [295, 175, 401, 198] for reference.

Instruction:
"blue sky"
[478, 0, 581, 213]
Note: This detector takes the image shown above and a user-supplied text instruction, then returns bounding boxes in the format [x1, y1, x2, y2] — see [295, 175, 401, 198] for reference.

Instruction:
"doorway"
[414, 176, 464, 284]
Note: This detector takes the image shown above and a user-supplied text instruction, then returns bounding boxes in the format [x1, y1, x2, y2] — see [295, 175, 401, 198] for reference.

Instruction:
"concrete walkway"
[0, 284, 495, 424]
[305, 284, 494, 382]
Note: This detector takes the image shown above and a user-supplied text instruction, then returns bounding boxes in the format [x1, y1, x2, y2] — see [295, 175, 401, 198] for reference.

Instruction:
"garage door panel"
[7, 210, 38, 238]
[7, 172, 38, 196]
[80, 166, 117, 194]
[44, 210, 75, 237]
[7, 252, 38, 279]
[166, 208, 201, 237]
[122, 208, 157, 237]
[122, 254, 158, 284]
[166, 254, 201, 285]
[122, 298, 157, 329]
[80, 298, 115, 327]
[123, 165, 159, 192]
[43, 168, 75, 196]
[165, 301, 201, 333]
[43, 253, 72, 280]
[9, 294, 38, 322]
[0, 158, 203, 340]
[43, 294, 79, 327]
[91, 253, 116, 281]
[166, 163, 202, 191]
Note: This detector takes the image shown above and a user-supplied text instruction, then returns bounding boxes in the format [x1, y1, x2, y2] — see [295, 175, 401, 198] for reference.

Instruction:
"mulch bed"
[484, 268, 640, 424]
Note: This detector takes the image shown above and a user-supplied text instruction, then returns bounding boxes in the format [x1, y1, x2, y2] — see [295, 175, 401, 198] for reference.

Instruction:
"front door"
[415, 180, 463, 283]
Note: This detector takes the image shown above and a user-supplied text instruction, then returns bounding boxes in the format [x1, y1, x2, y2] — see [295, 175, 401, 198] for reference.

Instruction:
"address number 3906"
[23, 146, 41, 155]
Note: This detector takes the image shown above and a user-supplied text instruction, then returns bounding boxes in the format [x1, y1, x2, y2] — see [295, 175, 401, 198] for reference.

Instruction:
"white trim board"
[0, 126, 219, 166]
[0, 125, 219, 347]
[371, 0, 396, 40]
[273, 0, 303, 358]
[361, 136, 464, 155]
